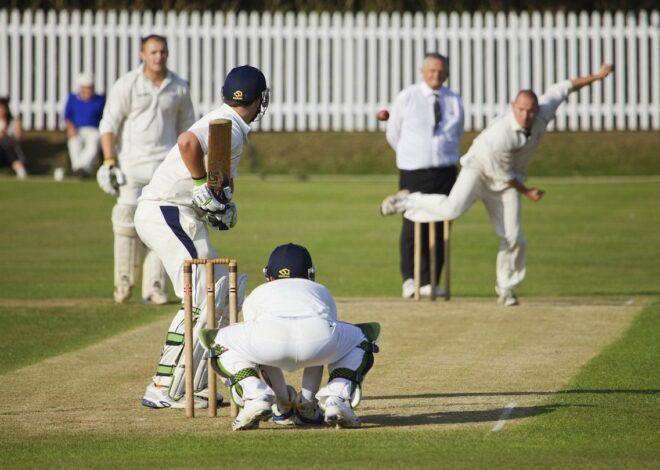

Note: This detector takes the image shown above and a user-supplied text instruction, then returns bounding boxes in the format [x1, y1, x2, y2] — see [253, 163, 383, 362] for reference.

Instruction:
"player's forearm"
[570, 64, 613, 92]
[507, 178, 528, 194]
[100, 133, 117, 163]
[508, 179, 545, 202]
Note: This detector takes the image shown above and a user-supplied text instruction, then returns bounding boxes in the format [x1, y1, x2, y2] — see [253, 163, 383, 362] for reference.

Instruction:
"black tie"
[433, 92, 442, 130]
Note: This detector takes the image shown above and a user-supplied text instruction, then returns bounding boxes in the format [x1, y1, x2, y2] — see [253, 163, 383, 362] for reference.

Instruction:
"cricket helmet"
[264, 243, 315, 281]
[222, 65, 270, 121]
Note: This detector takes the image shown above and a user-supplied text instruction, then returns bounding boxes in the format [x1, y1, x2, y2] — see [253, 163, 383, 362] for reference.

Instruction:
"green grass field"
[0, 132, 659, 468]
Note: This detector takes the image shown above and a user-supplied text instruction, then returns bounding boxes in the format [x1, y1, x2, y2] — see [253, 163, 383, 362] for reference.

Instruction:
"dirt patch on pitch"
[0, 298, 641, 436]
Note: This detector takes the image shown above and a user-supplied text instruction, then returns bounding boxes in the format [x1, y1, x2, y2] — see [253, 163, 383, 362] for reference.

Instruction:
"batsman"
[134, 65, 270, 409]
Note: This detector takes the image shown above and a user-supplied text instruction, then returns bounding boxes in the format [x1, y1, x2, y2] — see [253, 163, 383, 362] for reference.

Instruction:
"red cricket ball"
[377, 109, 390, 121]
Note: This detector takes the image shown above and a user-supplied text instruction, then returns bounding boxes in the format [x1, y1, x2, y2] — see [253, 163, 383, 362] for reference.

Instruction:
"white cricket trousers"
[403, 167, 527, 290]
[215, 317, 367, 403]
[134, 200, 227, 303]
[67, 127, 100, 174]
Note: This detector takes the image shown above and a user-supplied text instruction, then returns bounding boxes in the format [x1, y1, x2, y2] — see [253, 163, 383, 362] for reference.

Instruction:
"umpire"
[386, 53, 464, 298]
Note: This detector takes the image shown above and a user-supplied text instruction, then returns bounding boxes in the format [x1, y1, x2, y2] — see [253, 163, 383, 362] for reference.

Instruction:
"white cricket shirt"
[99, 65, 195, 178]
[460, 80, 573, 191]
[386, 81, 464, 170]
[139, 104, 251, 207]
[242, 278, 338, 323]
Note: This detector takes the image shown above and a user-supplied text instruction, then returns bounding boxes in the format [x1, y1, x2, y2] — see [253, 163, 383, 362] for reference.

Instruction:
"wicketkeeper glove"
[96, 159, 126, 196]
[205, 203, 238, 231]
[192, 178, 233, 213]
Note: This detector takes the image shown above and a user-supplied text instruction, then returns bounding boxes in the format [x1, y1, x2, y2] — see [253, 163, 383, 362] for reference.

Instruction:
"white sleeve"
[537, 80, 572, 125]
[177, 90, 196, 134]
[189, 120, 244, 178]
[190, 124, 210, 155]
[385, 91, 405, 151]
[99, 74, 132, 135]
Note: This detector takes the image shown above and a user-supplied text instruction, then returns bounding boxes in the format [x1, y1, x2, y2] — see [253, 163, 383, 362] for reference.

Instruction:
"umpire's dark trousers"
[399, 166, 457, 285]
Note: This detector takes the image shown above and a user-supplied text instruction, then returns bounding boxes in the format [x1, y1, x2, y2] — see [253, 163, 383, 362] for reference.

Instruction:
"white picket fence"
[1, 9, 658, 132]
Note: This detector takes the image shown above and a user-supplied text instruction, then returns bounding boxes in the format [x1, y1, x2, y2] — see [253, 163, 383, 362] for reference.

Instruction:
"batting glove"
[96, 159, 126, 196]
[192, 179, 232, 213]
[205, 203, 238, 231]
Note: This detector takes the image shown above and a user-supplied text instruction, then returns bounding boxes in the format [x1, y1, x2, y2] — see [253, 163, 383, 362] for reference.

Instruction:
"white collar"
[420, 81, 444, 98]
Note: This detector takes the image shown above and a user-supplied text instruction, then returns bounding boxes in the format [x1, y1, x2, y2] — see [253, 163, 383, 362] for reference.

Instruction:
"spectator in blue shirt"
[64, 73, 106, 178]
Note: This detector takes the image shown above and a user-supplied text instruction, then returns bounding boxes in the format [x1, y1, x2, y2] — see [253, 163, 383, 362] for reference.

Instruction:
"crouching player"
[200, 243, 380, 430]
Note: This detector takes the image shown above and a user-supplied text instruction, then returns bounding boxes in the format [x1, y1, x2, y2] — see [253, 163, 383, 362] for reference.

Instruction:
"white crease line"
[491, 402, 517, 432]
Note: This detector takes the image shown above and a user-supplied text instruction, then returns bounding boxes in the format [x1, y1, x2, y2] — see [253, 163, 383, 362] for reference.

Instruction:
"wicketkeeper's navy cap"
[264, 243, 315, 281]
[222, 65, 267, 104]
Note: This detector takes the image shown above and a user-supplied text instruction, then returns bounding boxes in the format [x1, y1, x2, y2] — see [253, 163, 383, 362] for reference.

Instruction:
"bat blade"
[207, 118, 232, 192]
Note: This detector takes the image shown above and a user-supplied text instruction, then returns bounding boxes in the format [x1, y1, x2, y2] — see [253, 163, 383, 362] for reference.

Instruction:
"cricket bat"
[207, 118, 232, 192]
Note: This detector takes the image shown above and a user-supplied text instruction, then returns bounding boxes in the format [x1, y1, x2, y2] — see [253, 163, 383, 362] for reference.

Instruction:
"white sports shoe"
[144, 281, 169, 305]
[232, 397, 274, 431]
[420, 284, 445, 297]
[495, 286, 519, 306]
[380, 190, 410, 216]
[141, 383, 219, 409]
[322, 396, 361, 429]
[402, 278, 415, 298]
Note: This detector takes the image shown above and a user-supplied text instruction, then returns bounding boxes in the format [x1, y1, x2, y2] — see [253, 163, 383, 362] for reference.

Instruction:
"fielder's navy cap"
[222, 65, 267, 103]
[265, 243, 315, 280]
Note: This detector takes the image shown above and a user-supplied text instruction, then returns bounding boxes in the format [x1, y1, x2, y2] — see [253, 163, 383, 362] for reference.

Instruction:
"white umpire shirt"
[99, 65, 195, 180]
[386, 81, 464, 170]
[460, 80, 573, 191]
[139, 103, 251, 207]
[242, 278, 338, 323]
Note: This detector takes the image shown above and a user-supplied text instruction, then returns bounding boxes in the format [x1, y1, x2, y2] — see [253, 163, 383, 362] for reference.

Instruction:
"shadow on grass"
[366, 404, 566, 427]
[369, 389, 660, 400]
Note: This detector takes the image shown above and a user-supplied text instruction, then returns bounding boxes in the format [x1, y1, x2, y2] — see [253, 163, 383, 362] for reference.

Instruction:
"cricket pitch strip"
[0, 297, 641, 436]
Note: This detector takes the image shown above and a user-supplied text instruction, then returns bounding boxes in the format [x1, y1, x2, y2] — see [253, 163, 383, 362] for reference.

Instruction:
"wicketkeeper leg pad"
[324, 322, 381, 408]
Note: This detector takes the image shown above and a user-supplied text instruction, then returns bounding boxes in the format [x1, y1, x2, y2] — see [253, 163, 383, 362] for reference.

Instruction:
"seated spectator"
[64, 73, 106, 178]
[0, 97, 27, 179]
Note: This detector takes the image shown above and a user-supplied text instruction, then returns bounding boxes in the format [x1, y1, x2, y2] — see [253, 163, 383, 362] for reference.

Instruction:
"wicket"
[182, 258, 239, 419]
[413, 221, 451, 301]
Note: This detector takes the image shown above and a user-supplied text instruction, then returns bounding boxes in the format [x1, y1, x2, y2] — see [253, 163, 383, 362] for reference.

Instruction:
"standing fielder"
[381, 64, 614, 306]
[97, 35, 195, 304]
[136, 65, 269, 409]
[200, 243, 380, 430]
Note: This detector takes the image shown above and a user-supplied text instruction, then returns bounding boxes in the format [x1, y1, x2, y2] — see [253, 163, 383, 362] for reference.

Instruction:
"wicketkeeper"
[200, 243, 381, 430]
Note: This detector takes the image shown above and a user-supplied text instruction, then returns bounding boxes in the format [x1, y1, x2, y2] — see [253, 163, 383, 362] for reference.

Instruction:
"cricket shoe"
[144, 281, 169, 305]
[272, 386, 297, 426]
[420, 284, 445, 297]
[495, 286, 519, 306]
[380, 190, 410, 216]
[402, 279, 414, 298]
[232, 396, 274, 431]
[294, 392, 324, 425]
[322, 396, 361, 429]
[141, 383, 222, 409]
